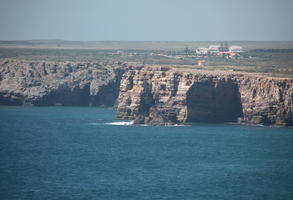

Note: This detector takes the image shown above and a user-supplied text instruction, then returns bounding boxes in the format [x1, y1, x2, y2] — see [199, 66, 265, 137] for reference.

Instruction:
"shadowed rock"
[186, 78, 243, 123]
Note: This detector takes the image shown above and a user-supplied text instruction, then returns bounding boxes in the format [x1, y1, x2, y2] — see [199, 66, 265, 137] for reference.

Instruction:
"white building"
[208, 45, 220, 53]
[229, 45, 243, 53]
[196, 48, 209, 55]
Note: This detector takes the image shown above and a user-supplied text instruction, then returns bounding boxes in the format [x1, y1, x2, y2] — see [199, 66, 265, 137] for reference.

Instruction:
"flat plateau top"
[144, 66, 293, 80]
[1, 40, 293, 50]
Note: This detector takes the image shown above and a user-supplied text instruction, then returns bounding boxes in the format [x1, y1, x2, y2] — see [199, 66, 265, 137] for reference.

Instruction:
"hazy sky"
[0, 0, 292, 41]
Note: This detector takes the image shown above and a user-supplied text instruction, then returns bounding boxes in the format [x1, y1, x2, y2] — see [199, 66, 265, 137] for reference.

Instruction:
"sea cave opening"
[186, 79, 243, 123]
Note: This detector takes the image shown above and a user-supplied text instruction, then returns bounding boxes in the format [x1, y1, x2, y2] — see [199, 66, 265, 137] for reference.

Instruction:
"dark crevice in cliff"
[0, 92, 23, 105]
[170, 73, 180, 97]
[31, 80, 122, 107]
[32, 85, 92, 106]
[186, 80, 243, 123]
[91, 80, 122, 107]
[138, 92, 155, 116]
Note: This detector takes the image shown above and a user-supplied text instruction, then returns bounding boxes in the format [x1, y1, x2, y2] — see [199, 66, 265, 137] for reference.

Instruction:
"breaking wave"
[89, 121, 134, 126]
[89, 121, 189, 126]
[105, 121, 134, 126]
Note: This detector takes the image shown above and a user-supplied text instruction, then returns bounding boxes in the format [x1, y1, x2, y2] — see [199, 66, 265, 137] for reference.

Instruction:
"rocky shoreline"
[1, 59, 292, 127]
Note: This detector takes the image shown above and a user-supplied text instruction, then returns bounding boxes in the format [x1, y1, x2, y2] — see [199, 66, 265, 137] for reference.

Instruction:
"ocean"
[0, 107, 292, 200]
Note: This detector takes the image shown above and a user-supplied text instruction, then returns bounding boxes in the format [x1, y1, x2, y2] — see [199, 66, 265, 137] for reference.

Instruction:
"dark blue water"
[0, 107, 292, 200]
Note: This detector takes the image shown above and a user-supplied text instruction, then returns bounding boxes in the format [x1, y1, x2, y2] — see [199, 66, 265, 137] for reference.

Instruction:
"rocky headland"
[116, 66, 293, 127]
[1, 59, 292, 127]
[0, 59, 141, 106]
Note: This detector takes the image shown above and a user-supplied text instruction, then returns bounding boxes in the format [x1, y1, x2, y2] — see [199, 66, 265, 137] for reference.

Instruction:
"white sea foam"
[89, 121, 189, 127]
[105, 121, 134, 126]
[166, 124, 190, 127]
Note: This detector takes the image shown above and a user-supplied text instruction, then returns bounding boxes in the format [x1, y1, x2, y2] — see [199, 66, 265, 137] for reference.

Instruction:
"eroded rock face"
[0, 59, 141, 106]
[237, 76, 293, 126]
[116, 67, 293, 126]
[1, 59, 292, 127]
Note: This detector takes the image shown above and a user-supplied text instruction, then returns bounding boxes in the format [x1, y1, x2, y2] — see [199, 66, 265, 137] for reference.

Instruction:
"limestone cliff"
[0, 59, 141, 106]
[1, 59, 292, 127]
[116, 67, 293, 127]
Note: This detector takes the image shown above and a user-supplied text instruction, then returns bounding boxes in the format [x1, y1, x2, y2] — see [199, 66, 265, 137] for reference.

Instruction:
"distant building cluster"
[196, 43, 243, 58]
[109, 43, 244, 61]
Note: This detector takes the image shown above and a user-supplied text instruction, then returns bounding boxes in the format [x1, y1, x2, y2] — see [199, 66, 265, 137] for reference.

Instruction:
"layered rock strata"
[0, 59, 141, 106]
[116, 67, 293, 126]
[1, 59, 292, 127]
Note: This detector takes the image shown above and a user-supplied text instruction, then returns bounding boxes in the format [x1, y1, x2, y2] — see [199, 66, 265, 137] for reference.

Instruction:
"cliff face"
[0, 59, 140, 106]
[237, 76, 293, 126]
[116, 67, 293, 126]
[1, 59, 292, 127]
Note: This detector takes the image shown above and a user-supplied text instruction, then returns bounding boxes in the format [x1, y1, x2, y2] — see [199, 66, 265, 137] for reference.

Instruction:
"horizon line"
[1, 39, 293, 42]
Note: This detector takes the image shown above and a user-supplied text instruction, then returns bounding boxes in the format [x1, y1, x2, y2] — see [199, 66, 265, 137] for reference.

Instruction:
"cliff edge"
[116, 67, 293, 127]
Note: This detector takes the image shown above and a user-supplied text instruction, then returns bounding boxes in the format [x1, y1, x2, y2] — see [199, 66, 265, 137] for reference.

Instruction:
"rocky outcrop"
[1, 59, 292, 127]
[0, 59, 141, 106]
[116, 67, 293, 127]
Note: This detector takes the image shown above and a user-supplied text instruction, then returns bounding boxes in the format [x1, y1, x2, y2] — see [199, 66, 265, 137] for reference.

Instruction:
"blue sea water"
[0, 106, 292, 200]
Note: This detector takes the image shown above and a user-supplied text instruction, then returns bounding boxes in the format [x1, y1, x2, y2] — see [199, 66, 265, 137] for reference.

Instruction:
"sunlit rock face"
[237, 76, 293, 126]
[116, 67, 293, 127]
[1, 59, 292, 127]
[0, 59, 141, 106]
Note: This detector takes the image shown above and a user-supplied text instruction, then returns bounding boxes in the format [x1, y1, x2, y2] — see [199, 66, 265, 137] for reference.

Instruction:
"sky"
[0, 0, 292, 41]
